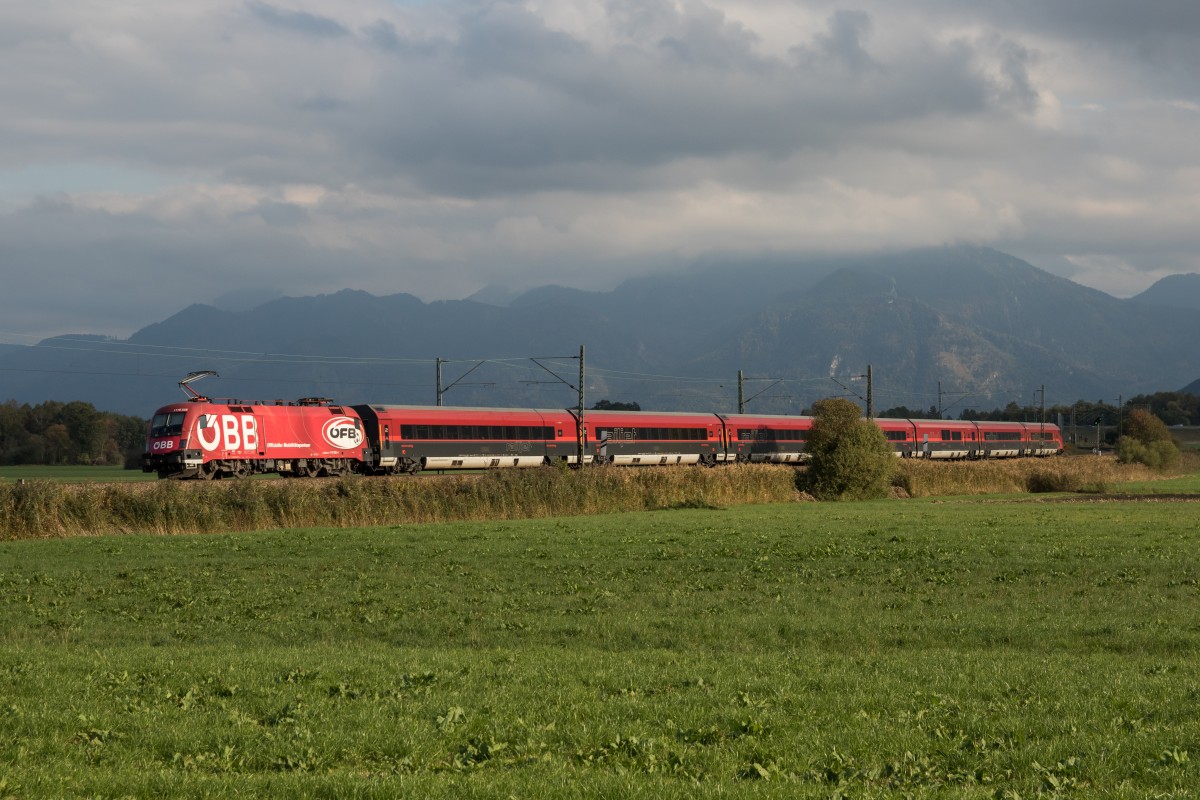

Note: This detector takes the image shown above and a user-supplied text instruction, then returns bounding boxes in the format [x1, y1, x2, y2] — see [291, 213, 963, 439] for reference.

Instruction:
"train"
[141, 378, 1064, 479]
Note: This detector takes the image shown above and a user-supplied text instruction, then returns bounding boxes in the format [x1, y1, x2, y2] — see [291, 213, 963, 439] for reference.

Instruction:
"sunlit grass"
[0, 465, 154, 483]
[2, 500, 1198, 796]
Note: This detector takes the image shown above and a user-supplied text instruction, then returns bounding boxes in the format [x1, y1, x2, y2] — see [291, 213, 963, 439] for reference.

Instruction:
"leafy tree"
[0, 400, 147, 467]
[1117, 408, 1180, 471]
[1126, 392, 1200, 425]
[591, 400, 641, 411]
[878, 405, 938, 419]
[804, 398, 895, 500]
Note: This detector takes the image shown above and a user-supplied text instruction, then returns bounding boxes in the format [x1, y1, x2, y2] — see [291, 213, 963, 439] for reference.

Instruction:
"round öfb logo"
[322, 416, 363, 449]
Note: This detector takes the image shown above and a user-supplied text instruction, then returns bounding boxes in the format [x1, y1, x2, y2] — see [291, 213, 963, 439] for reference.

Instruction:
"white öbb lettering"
[322, 416, 363, 450]
[197, 414, 259, 453]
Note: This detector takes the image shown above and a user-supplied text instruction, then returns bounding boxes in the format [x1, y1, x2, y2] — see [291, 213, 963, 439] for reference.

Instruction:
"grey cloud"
[248, 201, 310, 227]
[931, 0, 1200, 96]
[349, 7, 1007, 197]
[245, 1, 350, 38]
[801, 9, 878, 74]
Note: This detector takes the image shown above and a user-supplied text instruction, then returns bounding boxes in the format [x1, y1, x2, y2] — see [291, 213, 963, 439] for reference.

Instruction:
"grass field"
[2, 497, 1198, 797]
[0, 465, 155, 483]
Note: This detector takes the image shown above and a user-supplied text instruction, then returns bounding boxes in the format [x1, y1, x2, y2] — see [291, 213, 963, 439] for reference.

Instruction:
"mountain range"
[2, 247, 1198, 418]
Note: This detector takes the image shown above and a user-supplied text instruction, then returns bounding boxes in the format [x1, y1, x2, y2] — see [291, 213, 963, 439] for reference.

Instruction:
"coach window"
[384, 425, 391, 445]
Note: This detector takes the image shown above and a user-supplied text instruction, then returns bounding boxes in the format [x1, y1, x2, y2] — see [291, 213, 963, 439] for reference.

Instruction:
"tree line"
[0, 400, 146, 468]
[883, 391, 1200, 427]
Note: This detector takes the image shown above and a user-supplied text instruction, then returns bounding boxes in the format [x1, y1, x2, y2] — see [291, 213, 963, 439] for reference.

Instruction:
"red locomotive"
[143, 372, 367, 479]
[142, 373, 1064, 479]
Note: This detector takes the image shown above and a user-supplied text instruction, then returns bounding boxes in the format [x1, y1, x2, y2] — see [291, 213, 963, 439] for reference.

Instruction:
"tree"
[1117, 408, 1180, 471]
[0, 400, 148, 466]
[805, 397, 896, 500]
[877, 405, 936, 419]
[592, 400, 641, 411]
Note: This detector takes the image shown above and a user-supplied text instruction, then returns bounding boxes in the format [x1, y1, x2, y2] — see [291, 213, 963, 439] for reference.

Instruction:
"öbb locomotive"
[142, 385, 1064, 480]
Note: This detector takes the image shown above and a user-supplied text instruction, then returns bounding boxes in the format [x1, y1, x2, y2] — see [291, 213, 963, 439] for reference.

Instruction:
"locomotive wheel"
[197, 462, 218, 480]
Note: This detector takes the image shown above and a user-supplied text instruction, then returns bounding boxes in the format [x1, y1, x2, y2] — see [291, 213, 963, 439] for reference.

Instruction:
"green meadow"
[2, 497, 1198, 797]
[0, 465, 156, 483]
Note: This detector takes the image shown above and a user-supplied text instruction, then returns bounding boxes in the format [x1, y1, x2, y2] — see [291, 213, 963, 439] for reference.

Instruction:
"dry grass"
[894, 454, 1163, 497]
[3, 456, 1193, 540]
[0, 464, 802, 540]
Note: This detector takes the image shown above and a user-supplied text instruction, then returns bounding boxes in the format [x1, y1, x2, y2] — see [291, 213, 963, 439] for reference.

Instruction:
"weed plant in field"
[1, 500, 1198, 796]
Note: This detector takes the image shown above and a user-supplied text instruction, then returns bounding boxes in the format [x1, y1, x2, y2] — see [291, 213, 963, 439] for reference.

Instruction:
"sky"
[1, 0, 1198, 340]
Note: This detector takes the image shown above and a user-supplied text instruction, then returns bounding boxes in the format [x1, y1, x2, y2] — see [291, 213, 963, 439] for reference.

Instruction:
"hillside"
[2, 247, 1198, 416]
[1132, 273, 1200, 311]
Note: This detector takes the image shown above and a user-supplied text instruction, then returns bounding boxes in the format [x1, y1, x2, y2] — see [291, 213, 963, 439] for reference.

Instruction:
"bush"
[1124, 408, 1174, 445]
[804, 398, 896, 500]
[1117, 409, 1181, 471]
[1117, 437, 1180, 471]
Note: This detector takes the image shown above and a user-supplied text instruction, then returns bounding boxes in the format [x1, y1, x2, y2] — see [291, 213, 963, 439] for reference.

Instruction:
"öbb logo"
[196, 414, 259, 453]
[322, 416, 363, 449]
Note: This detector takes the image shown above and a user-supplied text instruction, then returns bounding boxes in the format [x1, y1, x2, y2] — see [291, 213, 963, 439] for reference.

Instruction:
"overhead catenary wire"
[1, 329, 1067, 411]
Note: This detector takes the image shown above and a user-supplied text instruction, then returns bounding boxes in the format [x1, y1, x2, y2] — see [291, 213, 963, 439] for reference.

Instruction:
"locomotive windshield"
[149, 411, 186, 438]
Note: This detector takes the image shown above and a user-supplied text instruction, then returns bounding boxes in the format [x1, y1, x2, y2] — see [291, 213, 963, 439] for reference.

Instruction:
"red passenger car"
[874, 418, 917, 457]
[352, 405, 577, 473]
[579, 410, 724, 465]
[719, 413, 814, 463]
[907, 419, 982, 458]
